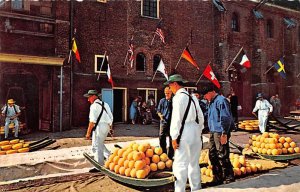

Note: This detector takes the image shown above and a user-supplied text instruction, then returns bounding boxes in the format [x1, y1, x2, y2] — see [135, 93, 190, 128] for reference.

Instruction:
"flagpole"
[123, 52, 128, 66]
[264, 65, 274, 75]
[225, 46, 243, 72]
[150, 34, 156, 46]
[97, 51, 107, 81]
[175, 47, 186, 69]
[151, 70, 158, 82]
[196, 61, 211, 85]
[196, 74, 204, 85]
[67, 49, 72, 64]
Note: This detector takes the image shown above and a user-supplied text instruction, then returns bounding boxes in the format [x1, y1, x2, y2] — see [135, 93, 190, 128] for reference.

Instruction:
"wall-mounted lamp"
[257, 49, 262, 53]
[219, 42, 223, 47]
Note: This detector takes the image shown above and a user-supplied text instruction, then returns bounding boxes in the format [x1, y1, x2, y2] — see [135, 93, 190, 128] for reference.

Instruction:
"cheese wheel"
[23, 143, 30, 148]
[10, 139, 20, 144]
[0, 151, 6, 155]
[0, 141, 10, 146]
[18, 148, 29, 153]
[12, 143, 23, 150]
[6, 149, 18, 154]
[1, 145, 12, 151]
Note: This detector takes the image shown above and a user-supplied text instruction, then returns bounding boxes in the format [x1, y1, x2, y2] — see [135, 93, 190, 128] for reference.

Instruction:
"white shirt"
[170, 88, 204, 140]
[89, 99, 113, 126]
[1, 104, 21, 117]
[253, 99, 273, 113]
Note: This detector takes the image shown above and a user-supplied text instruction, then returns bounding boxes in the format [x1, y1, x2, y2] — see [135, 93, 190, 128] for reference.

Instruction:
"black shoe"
[89, 168, 100, 173]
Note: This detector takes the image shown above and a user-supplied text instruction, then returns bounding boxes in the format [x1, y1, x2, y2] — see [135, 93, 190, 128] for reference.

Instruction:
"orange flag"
[72, 38, 81, 63]
[181, 46, 199, 70]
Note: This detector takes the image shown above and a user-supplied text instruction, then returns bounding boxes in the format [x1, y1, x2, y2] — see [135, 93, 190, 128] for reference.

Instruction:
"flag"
[181, 46, 199, 70]
[203, 64, 221, 88]
[156, 59, 168, 80]
[128, 40, 134, 68]
[235, 49, 251, 68]
[155, 20, 165, 44]
[107, 64, 114, 87]
[72, 38, 81, 63]
[273, 58, 286, 79]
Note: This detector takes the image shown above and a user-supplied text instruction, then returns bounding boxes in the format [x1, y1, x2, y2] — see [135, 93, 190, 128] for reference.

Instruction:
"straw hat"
[7, 99, 15, 104]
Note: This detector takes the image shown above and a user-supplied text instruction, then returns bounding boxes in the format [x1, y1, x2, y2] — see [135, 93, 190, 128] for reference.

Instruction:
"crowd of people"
[130, 95, 154, 125]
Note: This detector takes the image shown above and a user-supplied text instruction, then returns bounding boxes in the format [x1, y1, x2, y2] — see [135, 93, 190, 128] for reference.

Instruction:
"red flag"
[72, 38, 81, 63]
[203, 64, 221, 88]
[181, 47, 199, 70]
[236, 49, 251, 68]
[106, 63, 114, 87]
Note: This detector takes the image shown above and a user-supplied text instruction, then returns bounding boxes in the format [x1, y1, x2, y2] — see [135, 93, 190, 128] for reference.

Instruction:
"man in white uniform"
[1, 99, 21, 139]
[164, 74, 204, 192]
[84, 90, 113, 172]
[252, 93, 273, 133]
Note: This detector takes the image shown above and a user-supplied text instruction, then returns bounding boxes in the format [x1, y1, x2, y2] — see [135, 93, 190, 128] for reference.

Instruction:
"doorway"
[2, 74, 39, 132]
[102, 88, 127, 123]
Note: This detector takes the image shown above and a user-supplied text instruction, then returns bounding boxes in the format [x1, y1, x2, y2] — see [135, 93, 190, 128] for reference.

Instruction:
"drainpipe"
[59, 66, 63, 132]
[69, 0, 74, 129]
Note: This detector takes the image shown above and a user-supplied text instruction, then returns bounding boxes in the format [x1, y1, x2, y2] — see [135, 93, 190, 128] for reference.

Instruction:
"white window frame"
[141, 0, 159, 19]
[185, 87, 197, 94]
[95, 54, 108, 74]
[137, 88, 158, 104]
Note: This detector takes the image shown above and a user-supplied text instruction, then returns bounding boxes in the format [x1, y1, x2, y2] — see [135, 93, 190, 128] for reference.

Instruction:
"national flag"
[107, 63, 114, 87]
[156, 59, 168, 80]
[155, 21, 165, 44]
[72, 38, 81, 63]
[273, 58, 286, 79]
[203, 64, 221, 88]
[128, 41, 134, 68]
[235, 49, 251, 68]
[181, 46, 199, 70]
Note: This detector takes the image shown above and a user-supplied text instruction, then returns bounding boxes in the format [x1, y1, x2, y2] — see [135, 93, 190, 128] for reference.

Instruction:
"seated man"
[1, 99, 21, 139]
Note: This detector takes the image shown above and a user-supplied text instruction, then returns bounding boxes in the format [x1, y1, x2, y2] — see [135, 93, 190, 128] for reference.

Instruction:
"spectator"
[129, 97, 139, 124]
[230, 90, 239, 127]
[296, 96, 300, 110]
[274, 94, 281, 116]
[157, 86, 174, 159]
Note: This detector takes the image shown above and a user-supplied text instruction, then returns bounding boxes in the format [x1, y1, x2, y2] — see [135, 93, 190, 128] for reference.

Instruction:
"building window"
[0, 0, 6, 8]
[266, 19, 273, 38]
[136, 52, 146, 72]
[231, 12, 239, 32]
[137, 88, 157, 105]
[153, 54, 161, 74]
[142, 0, 159, 19]
[12, 0, 23, 10]
[95, 55, 108, 73]
[185, 87, 197, 94]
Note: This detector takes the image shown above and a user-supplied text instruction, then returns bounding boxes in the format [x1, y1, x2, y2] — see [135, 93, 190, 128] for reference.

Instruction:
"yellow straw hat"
[7, 99, 15, 104]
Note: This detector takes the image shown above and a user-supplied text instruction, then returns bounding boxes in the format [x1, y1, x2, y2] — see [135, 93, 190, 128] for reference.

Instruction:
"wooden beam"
[0, 53, 64, 66]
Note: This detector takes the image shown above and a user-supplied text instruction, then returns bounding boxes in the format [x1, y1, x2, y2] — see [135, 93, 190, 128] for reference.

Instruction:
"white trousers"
[5, 118, 19, 138]
[92, 122, 111, 166]
[258, 110, 269, 133]
[173, 122, 202, 192]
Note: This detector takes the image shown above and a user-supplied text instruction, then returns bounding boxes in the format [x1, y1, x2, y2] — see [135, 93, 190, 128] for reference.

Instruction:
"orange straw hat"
[7, 99, 15, 104]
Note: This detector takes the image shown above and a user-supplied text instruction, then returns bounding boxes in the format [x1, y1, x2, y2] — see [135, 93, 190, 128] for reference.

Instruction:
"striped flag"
[72, 38, 81, 63]
[107, 63, 114, 87]
[181, 46, 199, 70]
[155, 21, 165, 44]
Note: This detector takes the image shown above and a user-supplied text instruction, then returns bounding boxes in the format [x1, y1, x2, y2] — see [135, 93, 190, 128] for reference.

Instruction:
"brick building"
[1, 0, 299, 132]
